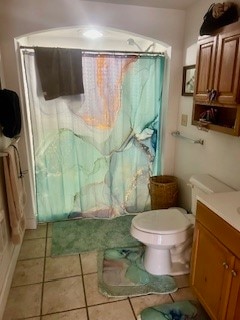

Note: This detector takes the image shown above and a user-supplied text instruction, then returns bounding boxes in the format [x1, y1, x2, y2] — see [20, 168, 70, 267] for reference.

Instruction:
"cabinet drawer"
[196, 201, 240, 258]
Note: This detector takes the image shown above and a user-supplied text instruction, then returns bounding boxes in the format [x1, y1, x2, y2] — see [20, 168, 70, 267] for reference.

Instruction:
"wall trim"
[26, 217, 37, 230]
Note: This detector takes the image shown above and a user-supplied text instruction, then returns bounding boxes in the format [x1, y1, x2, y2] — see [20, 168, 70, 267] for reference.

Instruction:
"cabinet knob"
[231, 270, 237, 277]
[223, 262, 229, 269]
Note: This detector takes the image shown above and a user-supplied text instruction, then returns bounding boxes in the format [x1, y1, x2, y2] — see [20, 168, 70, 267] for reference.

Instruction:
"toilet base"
[143, 246, 190, 276]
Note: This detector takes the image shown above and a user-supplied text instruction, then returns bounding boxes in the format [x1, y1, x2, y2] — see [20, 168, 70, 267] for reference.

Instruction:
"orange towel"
[3, 144, 26, 244]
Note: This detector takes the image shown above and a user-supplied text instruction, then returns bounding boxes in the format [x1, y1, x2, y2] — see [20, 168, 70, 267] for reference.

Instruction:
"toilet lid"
[132, 208, 192, 234]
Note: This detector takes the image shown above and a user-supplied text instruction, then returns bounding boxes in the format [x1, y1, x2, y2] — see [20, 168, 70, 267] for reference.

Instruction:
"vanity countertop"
[197, 191, 240, 233]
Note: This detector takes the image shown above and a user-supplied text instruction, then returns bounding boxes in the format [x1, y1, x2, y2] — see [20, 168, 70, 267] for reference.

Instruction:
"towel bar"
[171, 131, 204, 145]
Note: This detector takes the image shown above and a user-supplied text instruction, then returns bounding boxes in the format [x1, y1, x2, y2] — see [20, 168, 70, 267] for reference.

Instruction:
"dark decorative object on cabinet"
[200, 2, 239, 36]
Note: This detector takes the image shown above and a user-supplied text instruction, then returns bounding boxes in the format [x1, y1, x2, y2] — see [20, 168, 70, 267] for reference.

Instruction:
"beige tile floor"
[3, 223, 198, 320]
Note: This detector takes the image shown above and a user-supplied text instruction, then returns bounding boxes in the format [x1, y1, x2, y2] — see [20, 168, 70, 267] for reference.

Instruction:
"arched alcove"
[16, 25, 172, 225]
[17, 25, 170, 54]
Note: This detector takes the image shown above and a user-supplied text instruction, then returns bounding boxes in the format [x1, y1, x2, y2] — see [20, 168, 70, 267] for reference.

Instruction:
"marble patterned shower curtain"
[23, 51, 165, 222]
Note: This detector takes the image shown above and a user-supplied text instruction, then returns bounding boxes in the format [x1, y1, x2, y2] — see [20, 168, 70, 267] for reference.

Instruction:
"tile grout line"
[169, 293, 175, 302]
[39, 223, 49, 318]
[128, 297, 138, 320]
[79, 254, 90, 320]
[40, 307, 87, 318]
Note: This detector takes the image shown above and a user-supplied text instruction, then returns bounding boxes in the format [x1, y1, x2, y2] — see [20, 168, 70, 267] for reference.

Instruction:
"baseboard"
[0, 244, 21, 319]
[25, 217, 37, 230]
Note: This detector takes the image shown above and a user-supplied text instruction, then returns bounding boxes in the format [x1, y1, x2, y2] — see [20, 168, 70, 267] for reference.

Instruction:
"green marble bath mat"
[51, 215, 139, 256]
[98, 246, 178, 297]
[138, 300, 210, 320]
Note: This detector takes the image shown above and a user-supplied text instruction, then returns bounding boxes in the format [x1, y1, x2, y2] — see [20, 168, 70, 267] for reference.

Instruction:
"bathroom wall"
[175, 0, 240, 210]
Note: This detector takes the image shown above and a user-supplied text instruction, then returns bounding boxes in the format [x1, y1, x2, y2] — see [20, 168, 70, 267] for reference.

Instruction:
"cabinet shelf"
[192, 103, 240, 136]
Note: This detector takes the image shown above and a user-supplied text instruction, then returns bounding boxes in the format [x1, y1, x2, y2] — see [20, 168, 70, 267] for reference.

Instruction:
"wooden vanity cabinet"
[190, 201, 240, 320]
[193, 21, 240, 136]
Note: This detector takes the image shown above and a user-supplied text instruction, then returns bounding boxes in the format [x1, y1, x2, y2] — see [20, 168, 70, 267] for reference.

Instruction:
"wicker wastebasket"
[149, 175, 178, 209]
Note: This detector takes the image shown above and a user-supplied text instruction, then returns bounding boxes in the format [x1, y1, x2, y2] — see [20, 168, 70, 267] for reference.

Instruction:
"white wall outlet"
[181, 114, 188, 126]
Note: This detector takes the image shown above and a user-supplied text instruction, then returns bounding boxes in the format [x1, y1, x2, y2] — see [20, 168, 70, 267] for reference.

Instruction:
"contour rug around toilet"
[130, 174, 234, 276]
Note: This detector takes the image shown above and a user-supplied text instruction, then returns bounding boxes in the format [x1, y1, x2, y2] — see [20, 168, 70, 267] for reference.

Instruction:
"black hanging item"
[0, 89, 22, 138]
[200, 2, 239, 36]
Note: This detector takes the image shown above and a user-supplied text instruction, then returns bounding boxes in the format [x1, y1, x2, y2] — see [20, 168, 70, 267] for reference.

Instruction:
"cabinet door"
[214, 29, 240, 104]
[190, 221, 235, 320]
[226, 258, 240, 319]
[194, 36, 217, 102]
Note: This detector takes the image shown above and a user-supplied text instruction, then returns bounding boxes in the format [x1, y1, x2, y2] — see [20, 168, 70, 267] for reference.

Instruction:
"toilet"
[130, 174, 234, 276]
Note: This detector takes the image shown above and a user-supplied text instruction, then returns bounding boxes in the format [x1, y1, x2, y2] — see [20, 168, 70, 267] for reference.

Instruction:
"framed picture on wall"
[182, 65, 195, 96]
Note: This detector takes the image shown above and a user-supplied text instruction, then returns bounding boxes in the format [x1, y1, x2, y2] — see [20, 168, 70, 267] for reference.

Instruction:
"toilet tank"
[189, 174, 234, 215]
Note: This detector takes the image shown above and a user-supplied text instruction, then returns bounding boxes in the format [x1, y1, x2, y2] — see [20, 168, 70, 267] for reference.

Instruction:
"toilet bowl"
[131, 208, 194, 275]
[130, 174, 234, 276]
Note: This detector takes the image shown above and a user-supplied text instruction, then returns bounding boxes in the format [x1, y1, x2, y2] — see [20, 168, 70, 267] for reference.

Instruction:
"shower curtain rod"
[20, 46, 165, 57]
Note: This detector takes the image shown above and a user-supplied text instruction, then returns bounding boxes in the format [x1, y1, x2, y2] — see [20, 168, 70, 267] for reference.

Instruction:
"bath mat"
[138, 300, 210, 320]
[51, 215, 139, 256]
[98, 246, 178, 297]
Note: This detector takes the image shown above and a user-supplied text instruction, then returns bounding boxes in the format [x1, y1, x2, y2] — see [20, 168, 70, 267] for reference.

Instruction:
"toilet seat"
[132, 208, 192, 235]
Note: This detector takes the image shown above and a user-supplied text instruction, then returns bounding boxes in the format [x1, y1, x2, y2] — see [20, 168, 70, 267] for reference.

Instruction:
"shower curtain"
[22, 50, 165, 222]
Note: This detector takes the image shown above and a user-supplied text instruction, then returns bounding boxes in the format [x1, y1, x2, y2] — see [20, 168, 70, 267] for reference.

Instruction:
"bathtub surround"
[98, 247, 178, 297]
[51, 215, 139, 256]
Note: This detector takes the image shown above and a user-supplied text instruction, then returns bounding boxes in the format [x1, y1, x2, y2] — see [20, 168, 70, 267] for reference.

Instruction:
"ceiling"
[84, 0, 198, 10]
[21, 0, 199, 49]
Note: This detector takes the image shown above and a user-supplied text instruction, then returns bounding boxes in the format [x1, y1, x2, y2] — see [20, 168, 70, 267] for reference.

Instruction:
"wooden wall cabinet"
[194, 35, 217, 103]
[192, 21, 240, 136]
[190, 201, 240, 320]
